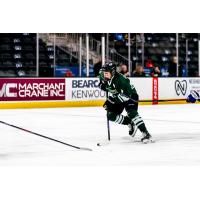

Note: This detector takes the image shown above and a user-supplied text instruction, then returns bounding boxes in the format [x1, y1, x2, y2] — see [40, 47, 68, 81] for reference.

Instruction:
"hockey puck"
[97, 141, 109, 146]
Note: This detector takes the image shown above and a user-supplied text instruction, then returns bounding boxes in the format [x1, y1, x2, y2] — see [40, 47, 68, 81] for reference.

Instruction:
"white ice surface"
[1, 104, 200, 165]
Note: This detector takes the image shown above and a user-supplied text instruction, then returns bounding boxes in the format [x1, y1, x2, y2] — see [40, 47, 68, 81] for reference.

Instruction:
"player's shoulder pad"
[116, 72, 127, 79]
[116, 72, 130, 83]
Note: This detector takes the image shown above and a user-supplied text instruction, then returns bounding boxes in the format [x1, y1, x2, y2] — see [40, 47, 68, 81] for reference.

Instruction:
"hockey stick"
[97, 92, 111, 146]
[0, 120, 92, 151]
[106, 92, 111, 141]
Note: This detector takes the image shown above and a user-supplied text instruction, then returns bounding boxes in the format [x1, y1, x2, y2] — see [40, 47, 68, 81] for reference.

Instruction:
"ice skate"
[141, 132, 154, 144]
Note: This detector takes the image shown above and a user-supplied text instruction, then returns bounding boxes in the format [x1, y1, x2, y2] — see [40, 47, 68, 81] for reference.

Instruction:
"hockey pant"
[103, 94, 148, 133]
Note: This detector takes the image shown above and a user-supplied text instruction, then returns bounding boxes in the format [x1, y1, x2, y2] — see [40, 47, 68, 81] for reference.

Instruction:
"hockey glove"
[103, 100, 114, 110]
[107, 94, 117, 104]
[99, 82, 107, 92]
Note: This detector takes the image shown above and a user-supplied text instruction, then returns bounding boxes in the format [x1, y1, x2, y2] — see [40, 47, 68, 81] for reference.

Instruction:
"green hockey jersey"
[99, 70, 138, 104]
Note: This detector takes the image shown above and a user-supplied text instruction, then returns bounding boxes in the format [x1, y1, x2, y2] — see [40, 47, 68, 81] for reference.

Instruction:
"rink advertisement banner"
[158, 78, 200, 99]
[152, 77, 158, 104]
[65, 78, 106, 101]
[65, 78, 152, 101]
[0, 78, 65, 101]
[129, 78, 152, 100]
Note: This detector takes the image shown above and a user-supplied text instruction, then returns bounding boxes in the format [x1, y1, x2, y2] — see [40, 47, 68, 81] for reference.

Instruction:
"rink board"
[0, 77, 199, 109]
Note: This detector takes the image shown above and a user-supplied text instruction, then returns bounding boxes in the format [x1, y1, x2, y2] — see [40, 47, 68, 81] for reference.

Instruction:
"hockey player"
[99, 62, 153, 143]
[186, 90, 200, 103]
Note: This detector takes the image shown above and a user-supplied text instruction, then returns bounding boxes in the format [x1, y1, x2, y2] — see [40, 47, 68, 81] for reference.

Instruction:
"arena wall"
[0, 77, 199, 109]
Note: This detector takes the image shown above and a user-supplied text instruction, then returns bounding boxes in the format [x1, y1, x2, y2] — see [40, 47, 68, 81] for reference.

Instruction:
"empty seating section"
[0, 33, 79, 77]
[0, 33, 55, 77]
[0, 34, 34, 76]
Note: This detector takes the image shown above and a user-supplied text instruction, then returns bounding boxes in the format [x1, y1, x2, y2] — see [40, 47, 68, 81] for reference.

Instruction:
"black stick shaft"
[0, 121, 92, 151]
[107, 114, 110, 141]
[106, 92, 111, 141]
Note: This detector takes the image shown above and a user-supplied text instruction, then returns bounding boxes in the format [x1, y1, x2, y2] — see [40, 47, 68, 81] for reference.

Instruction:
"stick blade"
[79, 147, 93, 151]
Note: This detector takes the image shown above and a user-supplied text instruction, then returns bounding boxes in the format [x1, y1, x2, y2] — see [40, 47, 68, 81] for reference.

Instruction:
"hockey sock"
[108, 112, 131, 125]
[115, 115, 131, 125]
[132, 114, 148, 133]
